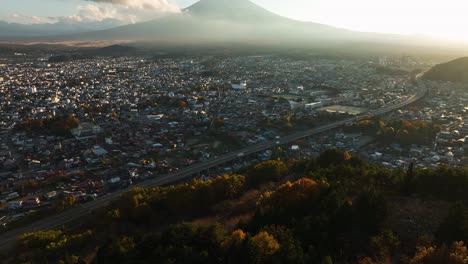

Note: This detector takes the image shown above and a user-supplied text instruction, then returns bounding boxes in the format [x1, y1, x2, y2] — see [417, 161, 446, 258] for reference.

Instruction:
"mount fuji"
[63, 0, 363, 46]
[2, 0, 461, 56]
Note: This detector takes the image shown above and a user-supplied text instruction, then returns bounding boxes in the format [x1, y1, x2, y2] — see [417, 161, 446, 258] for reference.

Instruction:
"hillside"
[6, 150, 468, 264]
[2, 0, 468, 58]
[0, 20, 123, 39]
[183, 0, 281, 21]
[0, 0, 350, 43]
[423, 57, 468, 83]
[37, 0, 364, 47]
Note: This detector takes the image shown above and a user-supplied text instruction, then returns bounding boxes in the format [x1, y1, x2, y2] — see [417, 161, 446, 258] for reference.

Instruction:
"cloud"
[84, 0, 180, 11]
[6, 14, 57, 24]
[6, 5, 123, 24]
[74, 5, 124, 22]
[4, 1, 180, 26]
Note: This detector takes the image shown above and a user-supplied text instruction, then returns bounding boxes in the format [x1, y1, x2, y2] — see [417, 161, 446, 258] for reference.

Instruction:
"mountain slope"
[423, 57, 468, 83]
[60, 0, 359, 46]
[183, 0, 282, 21]
[7, 151, 468, 263]
[0, 20, 125, 39]
[4, 0, 463, 56]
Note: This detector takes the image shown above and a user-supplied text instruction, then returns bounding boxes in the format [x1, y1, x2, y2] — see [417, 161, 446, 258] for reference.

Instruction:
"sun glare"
[277, 0, 468, 41]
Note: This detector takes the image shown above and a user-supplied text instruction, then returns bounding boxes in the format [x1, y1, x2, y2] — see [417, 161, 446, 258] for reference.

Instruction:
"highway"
[0, 83, 427, 252]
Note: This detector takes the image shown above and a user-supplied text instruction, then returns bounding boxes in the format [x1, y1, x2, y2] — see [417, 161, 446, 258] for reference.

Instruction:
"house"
[43, 191, 57, 200]
[8, 201, 22, 210]
[71, 123, 102, 139]
[23, 197, 41, 208]
[92, 146, 108, 157]
[231, 81, 247, 90]
[305, 102, 324, 109]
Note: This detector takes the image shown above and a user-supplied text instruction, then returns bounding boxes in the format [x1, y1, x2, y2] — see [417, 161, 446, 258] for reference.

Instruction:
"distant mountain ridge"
[3, 0, 339, 42]
[2, 0, 468, 57]
[48, 45, 137, 62]
[62, 0, 359, 47]
[423, 57, 468, 83]
[0, 19, 125, 39]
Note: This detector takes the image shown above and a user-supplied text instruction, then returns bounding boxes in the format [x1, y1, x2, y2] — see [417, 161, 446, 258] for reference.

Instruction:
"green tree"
[318, 149, 349, 168]
[369, 230, 400, 260]
[401, 162, 416, 195]
[247, 160, 288, 187]
[262, 225, 305, 264]
[436, 203, 468, 244]
[354, 189, 389, 235]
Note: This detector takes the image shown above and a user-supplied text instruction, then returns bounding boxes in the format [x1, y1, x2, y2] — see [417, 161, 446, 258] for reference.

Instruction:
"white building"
[71, 123, 102, 139]
[231, 81, 247, 90]
[305, 102, 324, 109]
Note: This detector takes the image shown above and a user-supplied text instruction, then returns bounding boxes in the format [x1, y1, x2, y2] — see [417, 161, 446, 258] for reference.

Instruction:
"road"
[0, 83, 427, 252]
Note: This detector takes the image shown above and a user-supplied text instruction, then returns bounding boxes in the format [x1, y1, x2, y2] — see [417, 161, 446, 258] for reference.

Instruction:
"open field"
[319, 105, 369, 115]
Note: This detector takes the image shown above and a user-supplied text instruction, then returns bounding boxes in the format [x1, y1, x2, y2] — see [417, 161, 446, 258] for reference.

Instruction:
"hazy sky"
[1, 0, 467, 41]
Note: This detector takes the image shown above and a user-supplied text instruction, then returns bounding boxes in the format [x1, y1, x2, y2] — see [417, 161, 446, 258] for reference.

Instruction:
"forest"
[15, 115, 80, 136]
[346, 119, 441, 146]
[6, 149, 468, 264]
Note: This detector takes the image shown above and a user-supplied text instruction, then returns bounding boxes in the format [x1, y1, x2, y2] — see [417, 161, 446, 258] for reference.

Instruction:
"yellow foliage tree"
[409, 241, 468, 264]
[250, 231, 280, 262]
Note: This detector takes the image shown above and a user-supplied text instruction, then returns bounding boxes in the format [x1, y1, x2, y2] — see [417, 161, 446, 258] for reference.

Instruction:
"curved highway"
[0, 81, 428, 251]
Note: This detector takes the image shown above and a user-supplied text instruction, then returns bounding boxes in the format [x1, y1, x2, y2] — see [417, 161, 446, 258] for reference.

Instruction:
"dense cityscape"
[0, 53, 465, 229]
[1, 0, 468, 263]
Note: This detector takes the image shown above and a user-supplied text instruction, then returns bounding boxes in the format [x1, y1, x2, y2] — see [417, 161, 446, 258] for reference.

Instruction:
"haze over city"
[0, 0, 467, 263]
[2, 0, 468, 41]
